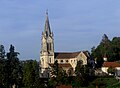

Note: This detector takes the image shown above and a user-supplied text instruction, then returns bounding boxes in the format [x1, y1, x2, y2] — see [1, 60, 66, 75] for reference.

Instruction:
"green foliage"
[22, 60, 42, 88]
[6, 45, 22, 88]
[0, 45, 5, 59]
[88, 77, 119, 88]
[107, 66, 115, 75]
[0, 44, 46, 88]
[0, 59, 7, 88]
[53, 60, 59, 77]
[67, 68, 74, 76]
[74, 61, 90, 87]
[48, 61, 68, 87]
[91, 34, 120, 67]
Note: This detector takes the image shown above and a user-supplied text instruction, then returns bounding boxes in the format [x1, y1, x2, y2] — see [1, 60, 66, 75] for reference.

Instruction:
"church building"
[39, 12, 91, 78]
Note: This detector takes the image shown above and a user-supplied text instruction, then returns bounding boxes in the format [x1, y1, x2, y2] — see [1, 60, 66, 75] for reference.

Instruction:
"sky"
[0, 0, 120, 61]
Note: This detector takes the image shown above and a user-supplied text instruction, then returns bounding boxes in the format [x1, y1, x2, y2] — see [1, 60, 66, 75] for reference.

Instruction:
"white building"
[39, 12, 90, 78]
[102, 62, 120, 76]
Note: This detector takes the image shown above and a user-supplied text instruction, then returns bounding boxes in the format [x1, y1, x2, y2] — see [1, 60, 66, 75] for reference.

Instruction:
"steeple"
[40, 11, 54, 78]
[44, 10, 51, 37]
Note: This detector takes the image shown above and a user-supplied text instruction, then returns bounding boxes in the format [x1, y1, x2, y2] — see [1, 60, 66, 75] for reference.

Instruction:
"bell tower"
[40, 11, 54, 77]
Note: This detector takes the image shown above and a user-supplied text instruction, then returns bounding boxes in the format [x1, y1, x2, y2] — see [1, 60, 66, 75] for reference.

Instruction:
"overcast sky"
[0, 0, 120, 60]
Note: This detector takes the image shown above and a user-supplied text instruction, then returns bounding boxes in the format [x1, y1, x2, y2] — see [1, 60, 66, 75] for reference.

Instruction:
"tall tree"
[111, 37, 120, 61]
[0, 45, 5, 59]
[91, 34, 111, 67]
[6, 44, 22, 88]
[91, 35, 120, 64]
[22, 60, 44, 88]
[0, 45, 6, 87]
[49, 60, 68, 87]
[74, 61, 89, 87]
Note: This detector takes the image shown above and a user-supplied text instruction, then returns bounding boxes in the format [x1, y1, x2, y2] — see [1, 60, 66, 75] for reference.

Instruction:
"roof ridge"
[55, 51, 81, 53]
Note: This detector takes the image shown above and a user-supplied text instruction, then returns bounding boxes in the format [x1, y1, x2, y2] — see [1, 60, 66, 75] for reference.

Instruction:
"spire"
[44, 10, 51, 37]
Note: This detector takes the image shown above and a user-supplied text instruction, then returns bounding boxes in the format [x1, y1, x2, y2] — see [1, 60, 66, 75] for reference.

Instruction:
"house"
[102, 62, 120, 76]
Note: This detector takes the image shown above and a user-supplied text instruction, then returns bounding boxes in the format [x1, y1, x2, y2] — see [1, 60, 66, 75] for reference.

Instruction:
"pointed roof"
[44, 11, 51, 37]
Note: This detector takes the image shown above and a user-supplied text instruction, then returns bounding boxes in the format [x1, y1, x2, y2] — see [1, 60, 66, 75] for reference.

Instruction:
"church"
[39, 12, 91, 78]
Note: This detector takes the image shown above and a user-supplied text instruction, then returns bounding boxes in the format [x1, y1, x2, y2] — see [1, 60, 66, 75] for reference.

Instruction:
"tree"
[52, 60, 59, 77]
[111, 37, 120, 61]
[74, 61, 89, 87]
[0, 45, 5, 59]
[0, 45, 6, 87]
[0, 58, 7, 88]
[48, 60, 68, 87]
[67, 68, 74, 76]
[22, 60, 36, 87]
[107, 66, 115, 75]
[22, 60, 44, 88]
[91, 35, 120, 64]
[6, 44, 22, 88]
[91, 34, 112, 67]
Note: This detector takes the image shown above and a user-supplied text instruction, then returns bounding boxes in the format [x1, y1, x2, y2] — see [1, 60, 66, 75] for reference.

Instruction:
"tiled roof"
[49, 63, 72, 68]
[54, 52, 80, 59]
[103, 62, 120, 68]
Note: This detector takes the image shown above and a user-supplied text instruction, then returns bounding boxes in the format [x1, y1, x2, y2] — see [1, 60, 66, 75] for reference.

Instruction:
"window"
[47, 43, 52, 51]
[56, 60, 58, 62]
[41, 58, 44, 65]
[61, 60, 63, 63]
[47, 43, 49, 50]
[66, 60, 68, 63]
[49, 58, 51, 63]
[50, 43, 51, 50]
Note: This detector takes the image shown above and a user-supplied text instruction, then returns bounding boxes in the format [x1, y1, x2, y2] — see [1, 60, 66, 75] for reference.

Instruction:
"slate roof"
[103, 62, 120, 68]
[54, 52, 80, 59]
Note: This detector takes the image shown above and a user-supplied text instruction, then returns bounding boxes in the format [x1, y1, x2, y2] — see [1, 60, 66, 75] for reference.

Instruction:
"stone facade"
[39, 12, 90, 78]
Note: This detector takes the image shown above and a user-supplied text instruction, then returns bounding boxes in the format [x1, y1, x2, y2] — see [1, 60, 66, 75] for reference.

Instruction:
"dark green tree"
[0, 45, 6, 87]
[53, 60, 59, 77]
[107, 66, 115, 75]
[48, 60, 68, 87]
[22, 60, 45, 88]
[111, 37, 120, 61]
[0, 58, 7, 88]
[6, 44, 22, 88]
[91, 35, 120, 65]
[67, 68, 74, 76]
[0, 45, 5, 59]
[74, 61, 89, 87]
[91, 34, 111, 67]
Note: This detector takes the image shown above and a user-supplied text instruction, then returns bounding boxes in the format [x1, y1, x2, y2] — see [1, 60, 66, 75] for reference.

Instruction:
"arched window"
[47, 43, 49, 50]
[50, 43, 51, 50]
[47, 43, 52, 51]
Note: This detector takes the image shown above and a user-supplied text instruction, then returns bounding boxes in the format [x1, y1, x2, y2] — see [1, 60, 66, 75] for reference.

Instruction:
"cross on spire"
[46, 9, 48, 15]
